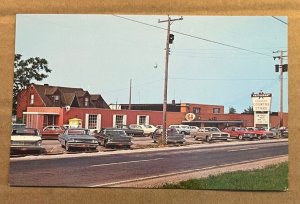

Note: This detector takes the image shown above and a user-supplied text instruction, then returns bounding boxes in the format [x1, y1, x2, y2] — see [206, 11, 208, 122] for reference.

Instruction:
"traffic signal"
[169, 34, 174, 44]
[282, 64, 288, 72]
[275, 64, 279, 72]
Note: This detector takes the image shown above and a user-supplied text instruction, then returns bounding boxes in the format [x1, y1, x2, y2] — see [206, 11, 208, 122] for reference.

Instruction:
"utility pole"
[129, 78, 132, 110]
[158, 15, 183, 145]
[273, 50, 288, 127]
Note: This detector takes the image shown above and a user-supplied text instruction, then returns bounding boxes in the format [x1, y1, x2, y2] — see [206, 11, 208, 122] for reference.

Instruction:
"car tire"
[238, 135, 243, 140]
[65, 142, 70, 151]
[257, 135, 262, 140]
[206, 136, 210, 143]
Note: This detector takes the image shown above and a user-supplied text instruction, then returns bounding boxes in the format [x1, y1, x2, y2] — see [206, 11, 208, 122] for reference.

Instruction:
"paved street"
[9, 140, 287, 187]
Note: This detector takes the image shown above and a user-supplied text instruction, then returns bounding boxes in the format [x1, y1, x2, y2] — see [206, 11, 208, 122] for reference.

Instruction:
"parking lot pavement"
[10, 135, 285, 157]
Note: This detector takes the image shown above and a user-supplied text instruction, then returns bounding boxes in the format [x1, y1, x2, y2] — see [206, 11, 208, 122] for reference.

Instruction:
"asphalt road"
[9, 141, 287, 187]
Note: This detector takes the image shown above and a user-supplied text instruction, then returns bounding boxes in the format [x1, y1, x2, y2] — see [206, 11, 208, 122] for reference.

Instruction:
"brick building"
[17, 84, 288, 131]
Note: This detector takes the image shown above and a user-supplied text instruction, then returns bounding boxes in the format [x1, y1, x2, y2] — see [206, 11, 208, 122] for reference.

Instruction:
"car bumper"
[11, 145, 43, 151]
[106, 141, 133, 146]
[67, 143, 99, 148]
[167, 139, 185, 144]
[210, 136, 229, 140]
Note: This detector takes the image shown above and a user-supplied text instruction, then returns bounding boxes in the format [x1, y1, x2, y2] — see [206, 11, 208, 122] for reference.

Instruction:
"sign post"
[251, 91, 272, 130]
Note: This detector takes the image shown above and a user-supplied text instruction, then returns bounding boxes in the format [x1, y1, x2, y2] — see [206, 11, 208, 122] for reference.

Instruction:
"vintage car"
[246, 127, 274, 139]
[279, 127, 288, 138]
[223, 126, 257, 140]
[58, 128, 99, 151]
[187, 126, 200, 133]
[129, 124, 157, 136]
[40, 125, 65, 139]
[12, 123, 26, 130]
[95, 128, 132, 148]
[151, 128, 185, 144]
[11, 128, 43, 153]
[169, 125, 191, 135]
[191, 127, 230, 142]
[115, 124, 144, 137]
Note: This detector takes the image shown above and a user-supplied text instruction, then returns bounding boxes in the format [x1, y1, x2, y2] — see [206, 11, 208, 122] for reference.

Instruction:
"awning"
[23, 112, 60, 115]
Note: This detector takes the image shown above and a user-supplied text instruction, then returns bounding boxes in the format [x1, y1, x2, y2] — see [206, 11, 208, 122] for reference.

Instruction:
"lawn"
[161, 162, 288, 191]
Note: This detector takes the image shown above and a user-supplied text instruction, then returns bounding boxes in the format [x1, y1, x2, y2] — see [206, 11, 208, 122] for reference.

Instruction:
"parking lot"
[10, 134, 285, 157]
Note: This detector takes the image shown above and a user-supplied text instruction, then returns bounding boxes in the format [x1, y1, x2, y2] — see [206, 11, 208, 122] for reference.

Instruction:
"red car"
[41, 125, 65, 139]
[246, 127, 274, 139]
[223, 126, 257, 140]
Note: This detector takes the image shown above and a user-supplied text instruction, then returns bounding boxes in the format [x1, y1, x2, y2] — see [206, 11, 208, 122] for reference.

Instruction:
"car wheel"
[206, 136, 210, 143]
[257, 135, 262, 140]
[238, 135, 243, 140]
[65, 142, 70, 151]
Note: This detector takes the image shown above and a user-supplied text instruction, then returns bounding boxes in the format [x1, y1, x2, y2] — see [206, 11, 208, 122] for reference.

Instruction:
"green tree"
[13, 54, 51, 114]
[243, 106, 254, 114]
[229, 107, 236, 114]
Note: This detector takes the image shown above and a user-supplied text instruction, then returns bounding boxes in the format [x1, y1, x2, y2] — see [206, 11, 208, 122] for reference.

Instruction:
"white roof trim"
[23, 112, 60, 115]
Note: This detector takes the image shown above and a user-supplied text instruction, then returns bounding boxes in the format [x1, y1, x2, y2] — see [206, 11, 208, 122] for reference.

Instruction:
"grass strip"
[161, 162, 288, 191]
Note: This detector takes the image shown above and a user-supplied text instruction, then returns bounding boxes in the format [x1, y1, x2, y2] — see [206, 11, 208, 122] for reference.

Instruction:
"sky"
[15, 15, 288, 113]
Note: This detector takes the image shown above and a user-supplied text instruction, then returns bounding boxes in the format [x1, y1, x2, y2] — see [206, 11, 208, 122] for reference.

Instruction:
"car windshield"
[12, 128, 39, 136]
[106, 130, 127, 136]
[67, 129, 89, 135]
[237, 127, 247, 131]
[209, 128, 220, 132]
[167, 128, 179, 134]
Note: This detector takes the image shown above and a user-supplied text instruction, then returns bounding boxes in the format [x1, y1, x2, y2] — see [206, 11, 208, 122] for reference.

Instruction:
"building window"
[53, 95, 60, 106]
[137, 115, 149, 125]
[113, 114, 127, 127]
[193, 107, 201, 114]
[213, 108, 221, 114]
[84, 97, 89, 107]
[30, 94, 34, 104]
[139, 116, 146, 125]
[115, 115, 124, 126]
[88, 114, 97, 129]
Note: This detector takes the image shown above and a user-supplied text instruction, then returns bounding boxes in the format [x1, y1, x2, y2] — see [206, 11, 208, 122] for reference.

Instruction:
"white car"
[11, 128, 43, 153]
[188, 126, 199, 133]
[169, 125, 191, 135]
[129, 124, 157, 135]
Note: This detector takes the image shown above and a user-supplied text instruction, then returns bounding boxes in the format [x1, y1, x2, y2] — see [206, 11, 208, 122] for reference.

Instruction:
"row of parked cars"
[10, 123, 287, 154]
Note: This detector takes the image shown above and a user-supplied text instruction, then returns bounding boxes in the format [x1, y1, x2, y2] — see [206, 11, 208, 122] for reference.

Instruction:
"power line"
[169, 77, 287, 81]
[113, 15, 273, 57]
[271, 16, 288, 25]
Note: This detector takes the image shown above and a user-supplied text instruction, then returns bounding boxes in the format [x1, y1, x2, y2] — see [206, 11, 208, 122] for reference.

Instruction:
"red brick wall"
[181, 103, 224, 114]
[63, 108, 164, 128]
[16, 85, 45, 119]
[166, 112, 185, 126]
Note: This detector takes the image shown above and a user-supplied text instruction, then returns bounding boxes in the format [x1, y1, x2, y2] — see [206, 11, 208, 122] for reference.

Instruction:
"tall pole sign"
[251, 91, 272, 130]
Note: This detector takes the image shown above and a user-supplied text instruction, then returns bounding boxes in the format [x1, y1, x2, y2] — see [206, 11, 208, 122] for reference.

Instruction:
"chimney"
[171, 100, 175, 105]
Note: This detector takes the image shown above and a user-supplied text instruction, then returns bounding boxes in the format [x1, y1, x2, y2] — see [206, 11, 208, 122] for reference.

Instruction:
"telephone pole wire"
[158, 15, 183, 145]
